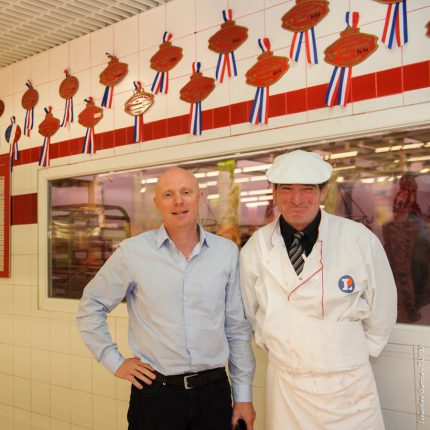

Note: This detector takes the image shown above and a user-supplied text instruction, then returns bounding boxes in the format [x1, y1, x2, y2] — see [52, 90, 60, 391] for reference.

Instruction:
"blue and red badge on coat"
[338, 275, 355, 293]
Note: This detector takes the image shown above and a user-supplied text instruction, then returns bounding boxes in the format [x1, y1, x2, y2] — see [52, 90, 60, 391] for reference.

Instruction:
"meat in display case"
[49, 203, 130, 299]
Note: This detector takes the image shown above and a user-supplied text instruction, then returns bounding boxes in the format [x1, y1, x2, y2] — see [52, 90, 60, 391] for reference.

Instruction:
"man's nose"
[173, 193, 183, 204]
[291, 190, 303, 204]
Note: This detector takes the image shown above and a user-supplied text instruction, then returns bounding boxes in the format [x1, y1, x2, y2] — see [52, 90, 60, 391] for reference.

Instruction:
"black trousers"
[127, 373, 233, 430]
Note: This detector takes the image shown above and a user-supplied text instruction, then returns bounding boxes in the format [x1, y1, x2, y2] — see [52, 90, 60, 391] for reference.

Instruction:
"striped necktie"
[288, 231, 305, 275]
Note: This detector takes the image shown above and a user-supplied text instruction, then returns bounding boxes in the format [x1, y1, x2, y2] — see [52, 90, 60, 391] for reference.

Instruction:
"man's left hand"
[232, 402, 256, 430]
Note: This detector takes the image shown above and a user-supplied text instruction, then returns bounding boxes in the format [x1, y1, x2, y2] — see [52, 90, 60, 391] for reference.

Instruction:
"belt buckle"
[183, 373, 198, 390]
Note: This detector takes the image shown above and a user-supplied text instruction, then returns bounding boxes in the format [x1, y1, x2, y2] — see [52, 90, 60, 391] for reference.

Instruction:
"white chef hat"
[266, 150, 332, 184]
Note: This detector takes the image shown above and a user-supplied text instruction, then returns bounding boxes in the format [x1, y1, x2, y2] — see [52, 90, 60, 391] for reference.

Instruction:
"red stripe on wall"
[8, 61, 430, 226]
[11, 193, 37, 225]
[14, 61, 430, 168]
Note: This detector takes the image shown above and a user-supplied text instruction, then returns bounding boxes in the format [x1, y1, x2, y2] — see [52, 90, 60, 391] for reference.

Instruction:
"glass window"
[47, 128, 430, 326]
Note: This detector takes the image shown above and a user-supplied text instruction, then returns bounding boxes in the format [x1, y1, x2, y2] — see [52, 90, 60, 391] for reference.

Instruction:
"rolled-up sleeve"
[363, 234, 398, 357]
[225, 245, 256, 402]
[76, 245, 132, 374]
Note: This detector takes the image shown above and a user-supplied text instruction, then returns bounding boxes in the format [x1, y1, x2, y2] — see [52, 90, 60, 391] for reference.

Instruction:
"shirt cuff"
[231, 384, 252, 403]
[102, 350, 125, 374]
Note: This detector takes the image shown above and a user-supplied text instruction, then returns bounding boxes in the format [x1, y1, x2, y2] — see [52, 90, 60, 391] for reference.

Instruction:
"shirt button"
[299, 277, 303, 281]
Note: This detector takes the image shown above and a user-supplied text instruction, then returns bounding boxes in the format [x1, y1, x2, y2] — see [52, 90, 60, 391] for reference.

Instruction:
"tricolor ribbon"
[290, 26, 318, 64]
[249, 38, 271, 125]
[61, 69, 74, 127]
[325, 12, 358, 107]
[133, 81, 145, 143]
[7, 116, 19, 172]
[381, 0, 408, 48]
[215, 10, 238, 82]
[38, 107, 52, 168]
[151, 32, 172, 94]
[189, 62, 202, 136]
[82, 98, 96, 154]
[24, 80, 34, 137]
[101, 54, 114, 108]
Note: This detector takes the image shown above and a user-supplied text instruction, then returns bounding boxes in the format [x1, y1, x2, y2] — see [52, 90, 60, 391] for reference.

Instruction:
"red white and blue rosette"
[189, 63, 203, 136]
[290, 26, 318, 64]
[325, 12, 358, 107]
[5, 116, 21, 172]
[381, 0, 408, 48]
[23, 81, 35, 137]
[60, 69, 75, 127]
[215, 10, 238, 82]
[133, 81, 145, 143]
[61, 95, 73, 127]
[249, 39, 271, 125]
[151, 32, 173, 95]
[82, 126, 95, 154]
[38, 137, 50, 167]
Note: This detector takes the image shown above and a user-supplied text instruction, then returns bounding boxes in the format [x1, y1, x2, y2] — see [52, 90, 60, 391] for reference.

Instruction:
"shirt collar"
[156, 224, 209, 249]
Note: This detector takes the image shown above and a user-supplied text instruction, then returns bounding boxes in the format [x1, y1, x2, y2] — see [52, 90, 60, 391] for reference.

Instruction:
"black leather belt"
[154, 367, 226, 390]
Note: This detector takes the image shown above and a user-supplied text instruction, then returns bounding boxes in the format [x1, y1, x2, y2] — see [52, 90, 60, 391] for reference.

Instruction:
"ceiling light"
[246, 201, 270, 207]
[242, 163, 272, 172]
[250, 175, 268, 182]
[375, 143, 423, 153]
[207, 194, 219, 200]
[258, 195, 273, 201]
[248, 189, 273, 196]
[329, 151, 358, 160]
[361, 178, 375, 184]
[241, 197, 259, 203]
[408, 155, 430, 162]
[333, 165, 356, 171]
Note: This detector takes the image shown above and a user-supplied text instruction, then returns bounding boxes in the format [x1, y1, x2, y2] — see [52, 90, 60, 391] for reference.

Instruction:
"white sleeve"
[362, 233, 398, 357]
[239, 234, 261, 333]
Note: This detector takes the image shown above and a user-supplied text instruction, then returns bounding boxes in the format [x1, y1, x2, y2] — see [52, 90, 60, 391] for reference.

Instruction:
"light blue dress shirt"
[76, 224, 255, 402]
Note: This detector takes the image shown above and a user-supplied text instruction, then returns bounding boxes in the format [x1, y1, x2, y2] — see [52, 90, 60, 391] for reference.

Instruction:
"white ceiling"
[0, 0, 171, 68]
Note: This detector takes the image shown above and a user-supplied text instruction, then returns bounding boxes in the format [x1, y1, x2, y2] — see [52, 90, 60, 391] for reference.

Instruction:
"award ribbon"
[133, 81, 145, 143]
[5, 116, 20, 172]
[151, 32, 172, 95]
[61, 69, 74, 127]
[101, 81, 114, 109]
[38, 107, 52, 168]
[82, 98, 95, 154]
[290, 26, 318, 64]
[249, 38, 271, 125]
[381, 0, 408, 48]
[189, 62, 203, 136]
[215, 10, 239, 82]
[23, 80, 34, 137]
[325, 12, 358, 107]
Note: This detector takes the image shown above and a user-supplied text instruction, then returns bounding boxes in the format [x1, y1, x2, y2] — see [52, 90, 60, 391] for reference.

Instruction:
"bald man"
[77, 168, 256, 430]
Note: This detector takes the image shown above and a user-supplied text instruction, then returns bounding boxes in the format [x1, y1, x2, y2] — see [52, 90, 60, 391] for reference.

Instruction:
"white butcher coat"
[240, 211, 397, 430]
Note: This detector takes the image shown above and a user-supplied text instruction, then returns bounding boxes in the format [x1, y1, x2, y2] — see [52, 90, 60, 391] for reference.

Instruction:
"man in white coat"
[240, 150, 397, 430]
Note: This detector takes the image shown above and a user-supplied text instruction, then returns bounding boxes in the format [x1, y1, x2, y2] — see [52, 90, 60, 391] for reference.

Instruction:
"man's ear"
[320, 183, 330, 202]
[272, 185, 277, 206]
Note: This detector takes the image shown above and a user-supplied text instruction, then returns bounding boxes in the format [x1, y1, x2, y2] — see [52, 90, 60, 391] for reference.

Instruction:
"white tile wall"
[0, 1, 429, 429]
